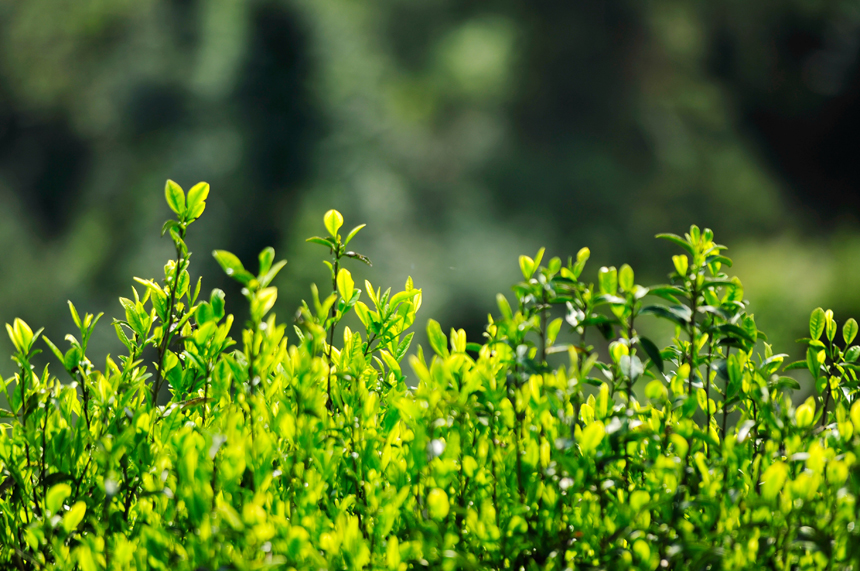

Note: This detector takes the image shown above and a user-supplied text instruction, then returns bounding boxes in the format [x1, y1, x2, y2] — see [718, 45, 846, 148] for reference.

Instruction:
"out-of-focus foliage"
[1, 0, 860, 366]
[4, 187, 860, 569]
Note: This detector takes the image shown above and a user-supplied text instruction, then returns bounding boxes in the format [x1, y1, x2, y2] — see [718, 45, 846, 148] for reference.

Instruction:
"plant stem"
[722, 347, 731, 442]
[704, 338, 713, 459]
[687, 275, 699, 396]
[17, 361, 38, 520]
[490, 416, 506, 566]
[627, 309, 635, 400]
[41, 398, 48, 512]
[154, 231, 186, 405]
[539, 290, 548, 363]
[78, 369, 91, 432]
[326, 256, 340, 411]
[202, 362, 211, 425]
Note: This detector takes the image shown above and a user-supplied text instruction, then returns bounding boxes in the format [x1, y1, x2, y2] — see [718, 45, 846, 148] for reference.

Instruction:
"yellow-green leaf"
[761, 461, 788, 501]
[844, 318, 858, 345]
[519, 255, 535, 279]
[46, 483, 71, 514]
[63, 501, 87, 533]
[165, 179, 185, 215]
[337, 268, 354, 301]
[186, 181, 209, 220]
[579, 420, 605, 454]
[324, 209, 344, 237]
[427, 488, 449, 520]
[619, 264, 634, 292]
[809, 307, 825, 340]
[796, 397, 815, 428]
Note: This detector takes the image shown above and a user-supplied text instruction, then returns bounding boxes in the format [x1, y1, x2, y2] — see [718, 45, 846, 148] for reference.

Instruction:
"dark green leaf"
[705, 254, 732, 267]
[638, 337, 664, 374]
[655, 233, 695, 256]
[783, 360, 808, 371]
[345, 251, 373, 266]
[773, 376, 801, 391]
[640, 304, 692, 325]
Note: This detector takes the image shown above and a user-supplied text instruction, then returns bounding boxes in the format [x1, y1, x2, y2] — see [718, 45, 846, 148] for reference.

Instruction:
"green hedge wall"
[1, 181, 858, 570]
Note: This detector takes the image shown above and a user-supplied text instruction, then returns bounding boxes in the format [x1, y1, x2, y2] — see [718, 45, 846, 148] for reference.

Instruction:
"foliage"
[5, 0, 860, 372]
[2, 182, 860, 570]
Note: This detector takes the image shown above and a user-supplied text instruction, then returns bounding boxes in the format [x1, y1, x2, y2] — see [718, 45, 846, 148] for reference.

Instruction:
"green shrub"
[1, 181, 859, 570]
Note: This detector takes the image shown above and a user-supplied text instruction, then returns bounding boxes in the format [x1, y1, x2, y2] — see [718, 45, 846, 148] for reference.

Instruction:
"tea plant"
[2, 181, 860, 570]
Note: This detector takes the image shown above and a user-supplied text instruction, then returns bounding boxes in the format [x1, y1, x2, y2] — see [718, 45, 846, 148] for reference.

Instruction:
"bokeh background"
[1, 0, 860, 374]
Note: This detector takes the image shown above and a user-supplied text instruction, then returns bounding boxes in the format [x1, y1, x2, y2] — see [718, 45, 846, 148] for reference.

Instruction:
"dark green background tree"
[0, 0, 858, 365]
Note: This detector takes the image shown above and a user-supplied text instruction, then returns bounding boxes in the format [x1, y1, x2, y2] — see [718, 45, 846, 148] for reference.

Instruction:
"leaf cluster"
[1, 190, 859, 570]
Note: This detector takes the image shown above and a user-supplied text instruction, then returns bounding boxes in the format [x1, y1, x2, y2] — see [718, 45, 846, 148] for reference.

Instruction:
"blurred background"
[1, 0, 860, 375]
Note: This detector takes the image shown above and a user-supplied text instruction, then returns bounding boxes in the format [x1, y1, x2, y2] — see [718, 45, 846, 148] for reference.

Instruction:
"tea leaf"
[656, 232, 695, 256]
[810, 307, 825, 341]
[186, 181, 209, 220]
[344, 224, 366, 246]
[844, 318, 858, 345]
[579, 420, 605, 454]
[426, 319, 448, 358]
[213, 250, 255, 285]
[10, 182, 860, 571]
[62, 501, 86, 533]
[46, 483, 71, 514]
[165, 179, 186, 215]
[324, 209, 344, 237]
[427, 488, 449, 520]
[638, 337, 664, 373]
[619, 264, 634, 292]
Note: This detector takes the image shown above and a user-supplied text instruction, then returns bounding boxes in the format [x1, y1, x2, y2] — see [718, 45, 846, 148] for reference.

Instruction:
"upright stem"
[352, 383, 371, 546]
[539, 291, 548, 363]
[78, 369, 91, 432]
[247, 327, 259, 441]
[17, 363, 36, 519]
[326, 256, 340, 411]
[202, 362, 211, 425]
[248, 331, 257, 396]
[627, 309, 635, 401]
[122, 460, 134, 523]
[456, 420, 472, 545]
[623, 306, 634, 493]
[687, 276, 699, 395]
[490, 417, 506, 566]
[154, 230, 186, 405]
[513, 410, 526, 503]
[41, 400, 48, 511]
[821, 341, 833, 428]
[17, 366, 27, 431]
[722, 347, 731, 441]
[821, 376, 831, 429]
[362, 332, 378, 357]
[704, 339, 713, 459]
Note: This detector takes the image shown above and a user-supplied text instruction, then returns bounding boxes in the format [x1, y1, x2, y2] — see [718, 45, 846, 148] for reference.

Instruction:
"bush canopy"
[1, 181, 859, 570]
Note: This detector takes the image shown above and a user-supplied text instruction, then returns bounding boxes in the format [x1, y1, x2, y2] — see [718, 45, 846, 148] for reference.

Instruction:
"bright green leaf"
[165, 179, 186, 216]
[324, 209, 344, 237]
[809, 307, 825, 341]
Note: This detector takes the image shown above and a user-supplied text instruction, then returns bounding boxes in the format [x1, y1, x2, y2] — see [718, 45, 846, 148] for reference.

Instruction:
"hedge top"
[1, 181, 859, 570]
